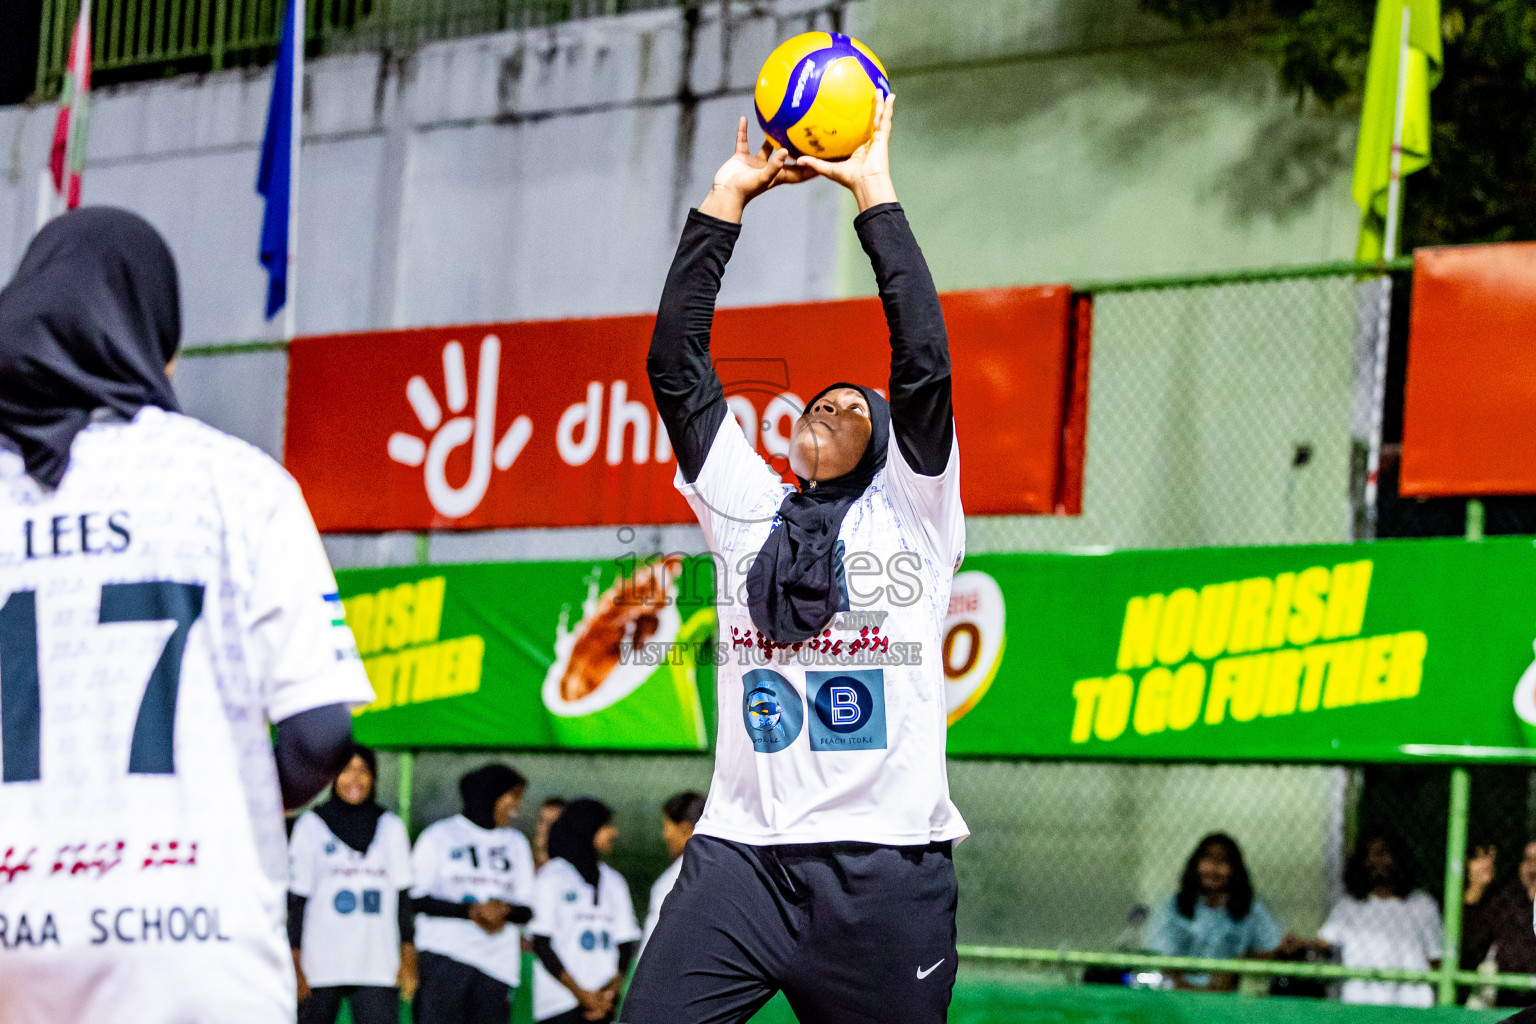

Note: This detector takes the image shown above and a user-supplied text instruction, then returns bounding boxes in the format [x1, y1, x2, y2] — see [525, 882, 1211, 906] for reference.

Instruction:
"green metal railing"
[35, 0, 679, 97]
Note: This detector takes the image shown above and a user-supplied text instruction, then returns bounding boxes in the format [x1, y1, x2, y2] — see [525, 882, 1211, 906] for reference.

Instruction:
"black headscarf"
[547, 797, 612, 894]
[314, 744, 385, 855]
[459, 763, 525, 831]
[746, 383, 890, 645]
[0, 207, 181, 489]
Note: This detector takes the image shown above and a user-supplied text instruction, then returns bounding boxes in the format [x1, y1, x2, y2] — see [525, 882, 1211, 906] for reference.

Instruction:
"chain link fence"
[35, 0, 680, 96]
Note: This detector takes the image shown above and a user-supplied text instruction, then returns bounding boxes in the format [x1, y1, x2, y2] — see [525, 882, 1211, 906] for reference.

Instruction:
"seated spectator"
[640, 791, 706, 956]
[1461, 841, 1536, 1007]
[1145, 833, 1286, 991]
[1320, 831, 1442, 1007]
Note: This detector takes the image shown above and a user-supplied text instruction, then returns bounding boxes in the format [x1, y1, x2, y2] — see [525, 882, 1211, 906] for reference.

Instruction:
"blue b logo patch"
[741, 669, 803, 753]
[808, 670, 886, 750]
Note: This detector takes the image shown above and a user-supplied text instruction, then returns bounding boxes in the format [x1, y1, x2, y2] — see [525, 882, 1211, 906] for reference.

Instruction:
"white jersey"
[639, 856, 682, 955]
[0, 408, 373, 1024]
[679, 417, 968, 846]
[1320, 892, 1443, 1007]
[528, 859, 640, 1022]
[288, 810, 412, 987]
[410, 814, 534, 987]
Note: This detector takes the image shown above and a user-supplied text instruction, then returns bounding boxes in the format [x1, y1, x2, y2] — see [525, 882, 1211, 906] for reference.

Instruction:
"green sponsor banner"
[944, 538, 1536, 762]
[336, 558, 718, 751]
[338, 539, 1536, 762]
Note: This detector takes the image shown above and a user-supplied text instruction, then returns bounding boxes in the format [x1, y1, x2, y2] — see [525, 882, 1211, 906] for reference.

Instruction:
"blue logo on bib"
[808, 670, 886, 750]
[333, 890, 358, 914]
[741, 669, 803, 753]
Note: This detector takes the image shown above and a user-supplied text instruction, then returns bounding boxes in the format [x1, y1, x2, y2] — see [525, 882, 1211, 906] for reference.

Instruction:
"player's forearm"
[531, 935, 573, 986]
[273, 703, 354, 809]
[647, 210, 740, 483]
[286, 892, 307, 950]
[413, 895, 472, 919]
[854, 203, 954, 475]
[396, 889, 416, 942]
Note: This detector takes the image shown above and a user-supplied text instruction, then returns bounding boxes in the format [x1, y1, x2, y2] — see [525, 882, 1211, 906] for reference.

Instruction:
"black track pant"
[413, 951, 512, 1024]
[298, 985, 398, 1024]
[622, 835, 957, 1024]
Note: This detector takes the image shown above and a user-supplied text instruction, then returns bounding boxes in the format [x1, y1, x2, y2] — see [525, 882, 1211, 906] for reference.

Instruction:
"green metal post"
[1466, 498, 1485, 542]
[398, 750, 415, 834]
[35, 0, 56, 96]
[1440, 766, 1470, 1005]
[211, 0, 226, 69]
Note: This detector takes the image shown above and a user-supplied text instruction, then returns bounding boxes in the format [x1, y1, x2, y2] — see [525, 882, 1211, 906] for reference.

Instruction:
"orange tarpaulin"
[285, 287, 1087, 532]
[1402, 243, 1536, 497]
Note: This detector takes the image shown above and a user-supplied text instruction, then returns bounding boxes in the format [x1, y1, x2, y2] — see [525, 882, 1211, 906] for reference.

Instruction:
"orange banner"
[285, 287, 1082, 532]
[1402, 243, 1536, 497]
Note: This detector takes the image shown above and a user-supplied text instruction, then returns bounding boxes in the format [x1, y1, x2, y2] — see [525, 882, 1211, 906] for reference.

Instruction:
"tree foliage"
[1140, 0, 1536, 248]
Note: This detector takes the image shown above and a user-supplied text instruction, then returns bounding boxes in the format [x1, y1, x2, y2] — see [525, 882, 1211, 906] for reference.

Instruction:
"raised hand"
[1465, 845, 1497, 903]
[793, 92, 897, 212]
[699, 117, 819, 224]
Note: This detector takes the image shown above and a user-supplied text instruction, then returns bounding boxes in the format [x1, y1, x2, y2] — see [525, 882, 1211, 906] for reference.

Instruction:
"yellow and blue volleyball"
[754, 32, 890, 160]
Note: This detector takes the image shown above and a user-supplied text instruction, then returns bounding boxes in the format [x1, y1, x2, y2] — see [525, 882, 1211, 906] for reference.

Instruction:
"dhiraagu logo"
[386, 337, 534, 519]
[1070, 559, 1428, 746]
[343, 576, 485, 712]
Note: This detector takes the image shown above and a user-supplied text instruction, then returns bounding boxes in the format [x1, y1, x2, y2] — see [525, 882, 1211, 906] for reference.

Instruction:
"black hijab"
[746, 383, 890, 645]
[314, 744, 385, 855]
[459, 763, 525, 831]
[0, 207, 181, 489]
[546, 797, 612, 894]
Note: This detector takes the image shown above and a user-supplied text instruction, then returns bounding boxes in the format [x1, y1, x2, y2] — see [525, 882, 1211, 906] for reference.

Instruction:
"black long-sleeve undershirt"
[414, 895, 533, 926]
[287, 888, 415, 951]
[646, 202, 954, 485]
[531, 935, 640, 984]
[273, 703, 354, 810]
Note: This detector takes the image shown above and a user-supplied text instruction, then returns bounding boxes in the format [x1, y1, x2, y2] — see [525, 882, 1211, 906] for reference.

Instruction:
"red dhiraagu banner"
[1401, 241, 1536, 497]
[284, 287, 1082, 532]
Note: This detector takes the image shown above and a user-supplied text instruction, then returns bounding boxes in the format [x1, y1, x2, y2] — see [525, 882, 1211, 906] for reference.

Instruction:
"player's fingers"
[873, 93, 894, 139]
[793, 154, 839, 178]
[759, 139, 775, 161]
[736, 116, 750, 155]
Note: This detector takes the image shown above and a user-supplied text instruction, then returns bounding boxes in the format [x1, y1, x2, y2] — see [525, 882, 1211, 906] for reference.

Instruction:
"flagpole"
[282, 0, 304, 342]
[1362, 3, 1412, 540]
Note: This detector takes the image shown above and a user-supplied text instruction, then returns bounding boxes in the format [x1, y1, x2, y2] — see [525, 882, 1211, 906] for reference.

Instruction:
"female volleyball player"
[0, 208, 369, 1023]
[410, 764, 536, 1024]
[288, 744, 416, 1023]
[528, 799, 640, 1024]
[627, 95, 968, 1024]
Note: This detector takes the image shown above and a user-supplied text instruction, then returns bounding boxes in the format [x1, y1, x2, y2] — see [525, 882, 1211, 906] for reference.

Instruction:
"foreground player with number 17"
[627, 94, 968, 1024]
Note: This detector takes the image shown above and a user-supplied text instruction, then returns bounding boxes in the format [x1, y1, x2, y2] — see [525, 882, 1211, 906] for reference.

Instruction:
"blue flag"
[257, 0, 299, 320]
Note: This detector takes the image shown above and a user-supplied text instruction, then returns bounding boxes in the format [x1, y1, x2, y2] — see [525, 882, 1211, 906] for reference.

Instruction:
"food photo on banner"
[337, 538, 1536, 760]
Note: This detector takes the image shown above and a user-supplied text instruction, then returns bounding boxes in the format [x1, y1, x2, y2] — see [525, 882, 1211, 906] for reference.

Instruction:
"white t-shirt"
[1319, 891, 1443, 1006]
[0, 408, 373, 1024]
[639, 856, 682, 955]
[410, 814, 535, 987]
[528, 859, 641, 1022]
[678, 417, 968, 846]
[288, 810, 412, 987]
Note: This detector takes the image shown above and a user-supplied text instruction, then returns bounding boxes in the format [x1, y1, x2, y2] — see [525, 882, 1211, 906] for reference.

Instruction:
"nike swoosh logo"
[916, 959, 945, 980]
